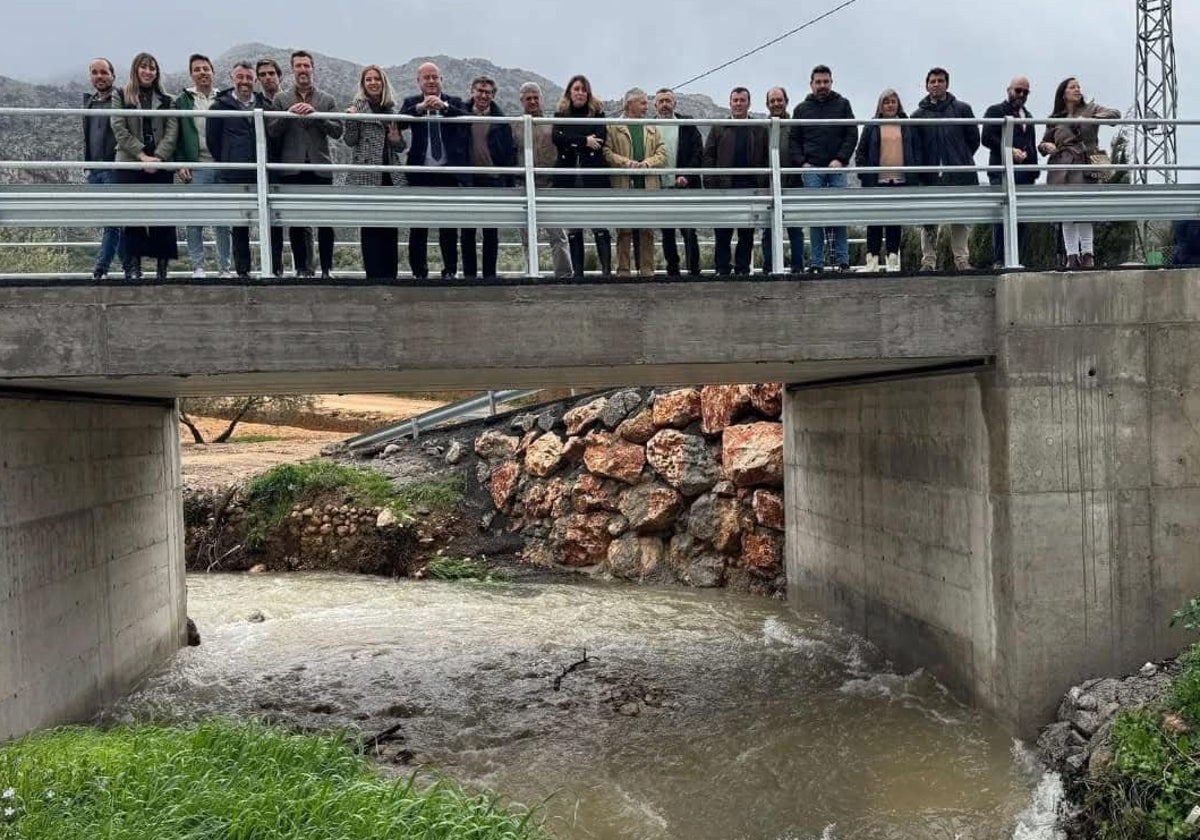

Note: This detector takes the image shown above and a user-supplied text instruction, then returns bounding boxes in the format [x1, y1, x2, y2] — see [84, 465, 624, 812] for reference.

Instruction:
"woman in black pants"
[110, 52, 179, 280]
[344, 65, 406, 279]
[854, 88, 921, 273]
[552, 74, 612, 277]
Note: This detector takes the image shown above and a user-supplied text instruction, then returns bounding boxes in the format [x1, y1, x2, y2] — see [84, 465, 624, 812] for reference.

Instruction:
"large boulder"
[700, 385, 753, 435]
[645, 430, 720, 496]
[741, 527, 783, 571]
[525, 433, 566, 477]
[749, 383, 783, 418]
[489, 461, 521, 509]
[475, 430, 521, 461]
[687, 492, 742, 554]
[723, 422, 784, 487]
[605, 534, 666, 581]
[617, 408, 656, 444]
[618, 483, 684, 534]
[521, 477, 570, 519]
[564, 398, 609, 436]
[652, 388, 702, 429]
[667, 533, 726, 588]
[752, 489, 785, 531]
[601, 389, 645, 429]
[571, 473, 622, 513]
[551, 513, 614, 567]
[584, 431, 646, 484]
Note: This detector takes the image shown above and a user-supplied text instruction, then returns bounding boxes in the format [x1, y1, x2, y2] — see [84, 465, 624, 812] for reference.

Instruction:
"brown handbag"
[1087, 150, 1114, 182]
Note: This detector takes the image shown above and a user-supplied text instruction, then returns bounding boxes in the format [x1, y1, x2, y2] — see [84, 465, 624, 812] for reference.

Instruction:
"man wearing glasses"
[982, 77, 1039, 269]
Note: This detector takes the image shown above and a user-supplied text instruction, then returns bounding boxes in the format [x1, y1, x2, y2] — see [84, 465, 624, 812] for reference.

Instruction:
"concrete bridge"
[2, 270, 1197, 738]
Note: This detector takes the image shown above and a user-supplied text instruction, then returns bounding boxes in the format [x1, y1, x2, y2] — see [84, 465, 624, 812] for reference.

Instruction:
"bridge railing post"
[252, 109, 274, 279]
[522, 115, 540, 278]
[1001, 116, 1022, 269]
[768, 117, 785, 276]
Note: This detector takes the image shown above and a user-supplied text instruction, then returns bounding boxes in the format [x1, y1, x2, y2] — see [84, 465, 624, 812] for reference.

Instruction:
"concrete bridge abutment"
[785, 271, 1200, 735]
[0, 392, 186, 741]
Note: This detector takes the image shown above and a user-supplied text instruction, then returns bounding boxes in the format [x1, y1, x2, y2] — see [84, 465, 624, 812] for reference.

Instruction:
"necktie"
[431, 119, 444, 161]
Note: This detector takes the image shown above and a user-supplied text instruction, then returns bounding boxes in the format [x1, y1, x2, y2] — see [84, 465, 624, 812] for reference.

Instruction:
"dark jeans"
[568, 229, 612, 277]
[115, 168, 178, 271]
[409, 227, 458, 278]
[230, 227, 252, 275]
[86, 169, 123, 272]
[761, 227, 805, 273]
[714, 228, 754, 275]
[279, 173, 334, 273]
[461, 228, 498, 278]
[661, 228, 700, 276]
[992, 222, 1030, 267]
[361, 227, 399, 279]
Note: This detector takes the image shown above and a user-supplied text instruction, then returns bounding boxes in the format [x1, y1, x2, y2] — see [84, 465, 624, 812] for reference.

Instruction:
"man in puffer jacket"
[789, 65, 856, 272]
[911, 67, 981, 271]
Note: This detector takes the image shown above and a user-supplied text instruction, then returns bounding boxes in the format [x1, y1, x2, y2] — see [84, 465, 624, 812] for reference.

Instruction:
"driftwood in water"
[552, 649, 591, 691]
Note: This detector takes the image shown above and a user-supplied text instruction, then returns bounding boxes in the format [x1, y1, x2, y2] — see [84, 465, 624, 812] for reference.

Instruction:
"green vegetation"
[0, 720, 545, 840]
[241, 462, 464, 548]
[227, 434, 285, 444]
[1084, 599, 1200, 838]
[425, 556, 495, 581]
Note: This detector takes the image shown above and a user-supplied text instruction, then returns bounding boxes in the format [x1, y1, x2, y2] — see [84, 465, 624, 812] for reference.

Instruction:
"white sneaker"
[192, 269, 206, 280]
[865, 253, 879, 272]
[886, 253, 901, 272]
[218, 270, 231, 279]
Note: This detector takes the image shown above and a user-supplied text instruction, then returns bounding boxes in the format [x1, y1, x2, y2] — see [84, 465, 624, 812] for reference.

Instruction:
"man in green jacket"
[175, 53, 232, 278]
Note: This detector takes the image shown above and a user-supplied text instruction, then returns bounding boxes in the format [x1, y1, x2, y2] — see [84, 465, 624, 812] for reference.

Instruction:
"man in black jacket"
[460, 75, 514, 279]
[790, 66, 856, 272]
[982, 77, 1039, 268]
[401, 62, 469, 279]
[654, 88, 703, 276]
[911, 67, 981, 271]
[84, 57, 121, 280]
[703, 86, 768, 276]
[208, 62, 269, 279]
[763, 86, 805, 273]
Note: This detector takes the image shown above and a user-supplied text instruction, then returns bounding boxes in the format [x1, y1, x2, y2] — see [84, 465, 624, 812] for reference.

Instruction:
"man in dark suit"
[654, 88, 704, 276]
[981, 76, 1039, 268]
[401, 62, 468, 278]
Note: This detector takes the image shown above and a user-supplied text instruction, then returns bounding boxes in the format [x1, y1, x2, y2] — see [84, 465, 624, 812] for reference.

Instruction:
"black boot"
[594, 229, 612, 277]
[568, 230, 586, 278]
[156, 258, 169, 281]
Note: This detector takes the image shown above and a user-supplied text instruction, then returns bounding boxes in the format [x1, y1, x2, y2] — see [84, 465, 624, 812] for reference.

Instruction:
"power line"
[673, 0, 864, 91]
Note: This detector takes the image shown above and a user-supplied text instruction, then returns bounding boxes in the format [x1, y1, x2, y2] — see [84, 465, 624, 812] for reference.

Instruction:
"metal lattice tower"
[1135, 0, 1178, 185]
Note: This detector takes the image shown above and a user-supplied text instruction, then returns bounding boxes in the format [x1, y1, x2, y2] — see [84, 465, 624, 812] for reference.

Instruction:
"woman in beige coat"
[603, 88, 667, 277]
[1038, 77, 1121, 268]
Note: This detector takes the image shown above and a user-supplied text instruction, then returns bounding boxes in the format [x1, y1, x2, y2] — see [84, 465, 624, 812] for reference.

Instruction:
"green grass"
[425, 556, 494, 581]
[227, 434, 286, 444]
[240, 462, 465, 548]
[0, 720, 546, 840]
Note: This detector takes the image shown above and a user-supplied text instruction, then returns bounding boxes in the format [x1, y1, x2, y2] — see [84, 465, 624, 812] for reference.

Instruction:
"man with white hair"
[400, 61, 468, 278]
[603, 87, 667, 277]
[515, 82, 571, 277]
[654, 88, 703, 276]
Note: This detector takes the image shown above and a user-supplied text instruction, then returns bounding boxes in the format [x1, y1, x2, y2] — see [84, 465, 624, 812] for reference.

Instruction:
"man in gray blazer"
[267, 50, 342, 279]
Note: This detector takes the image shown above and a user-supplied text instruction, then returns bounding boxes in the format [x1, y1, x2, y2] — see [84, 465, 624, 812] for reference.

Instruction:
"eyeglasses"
[1012, 88, 1029, 95]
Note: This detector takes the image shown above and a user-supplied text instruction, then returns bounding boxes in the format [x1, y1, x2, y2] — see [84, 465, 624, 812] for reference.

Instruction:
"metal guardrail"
[346, 389, 542, 451]
[0, 107, 1194, 274]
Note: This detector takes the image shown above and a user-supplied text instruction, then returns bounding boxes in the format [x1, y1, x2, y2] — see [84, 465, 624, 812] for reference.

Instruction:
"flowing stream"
[109, 573, 1063, 840]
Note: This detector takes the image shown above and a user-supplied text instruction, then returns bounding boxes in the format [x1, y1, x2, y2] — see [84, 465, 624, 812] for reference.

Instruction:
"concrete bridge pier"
[0, 392, 186, 741]
[785, 270, 1200, 735]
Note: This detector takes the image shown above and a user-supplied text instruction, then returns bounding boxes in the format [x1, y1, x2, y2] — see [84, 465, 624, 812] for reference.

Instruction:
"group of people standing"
[81, 52, 1121, 281]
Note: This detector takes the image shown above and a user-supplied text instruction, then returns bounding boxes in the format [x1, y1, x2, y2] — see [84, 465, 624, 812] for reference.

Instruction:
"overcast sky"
[4, 0, 1197, 155]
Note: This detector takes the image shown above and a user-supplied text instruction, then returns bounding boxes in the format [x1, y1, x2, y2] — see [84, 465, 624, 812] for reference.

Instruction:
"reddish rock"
[475, 430, 521, 461]
[564, 398, 609, 436]
[688, 493, 743, 555]
[522, 540, 555, 567]
[617, 408, 656, 444]
[652, 388, 702, 429]
[741, 528, 783, 571]
[489, 461, 521, 509]
[518, 430, 540, 454]
[645, 429, 720, 496]
[752, 489, 785, 531]
[618, 483, 684, 534]
[584, 431, 646, 484]
[572, 473, 621, 513]
[749, 383, 783, 418]
[722, 422, 784, 487]
[700, 385, 753, 435]
[562, 436, 587, 463]
[551, 513, 614, 567]
[522, 478, 570, 519]
[605, 534, 666, 581]
[525, 433, 565, 477]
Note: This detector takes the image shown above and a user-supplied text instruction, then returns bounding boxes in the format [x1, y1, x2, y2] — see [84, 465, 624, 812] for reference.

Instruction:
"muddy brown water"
[107, 573, 1062, 840]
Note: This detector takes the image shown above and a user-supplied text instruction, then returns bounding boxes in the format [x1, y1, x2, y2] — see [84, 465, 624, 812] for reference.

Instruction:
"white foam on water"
[838, 668, 927, 699]
[761, 616, 831, 657]
[1009, 771, 1067, 840]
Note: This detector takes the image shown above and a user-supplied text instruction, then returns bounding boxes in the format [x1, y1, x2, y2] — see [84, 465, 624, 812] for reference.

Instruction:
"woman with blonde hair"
[344, 64, 406, 278]
[553, 74, 612, 276]
[1038, 77, 1121, 268]
[854, 88, 921, 272]
[110, 52, 178, 280]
